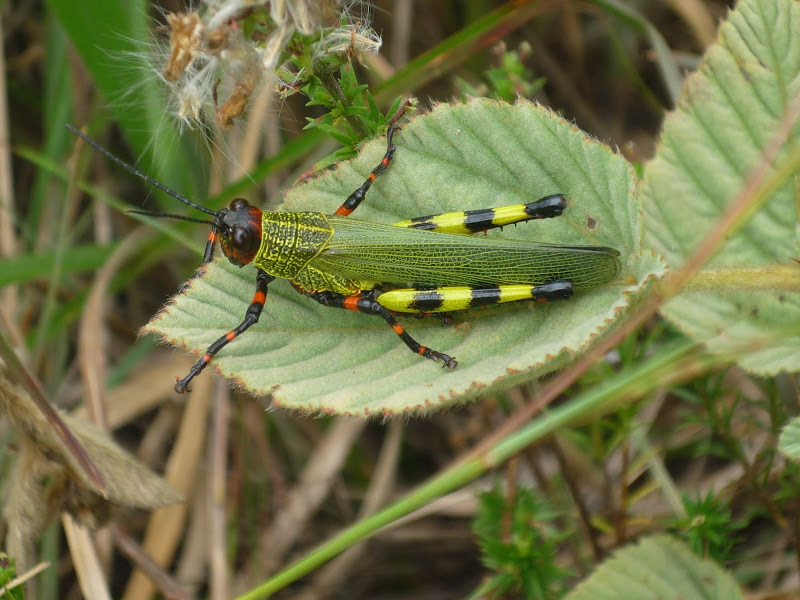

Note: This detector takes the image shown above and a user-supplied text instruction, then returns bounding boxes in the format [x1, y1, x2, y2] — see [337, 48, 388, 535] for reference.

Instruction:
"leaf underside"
[565, 535, 744, 600]
[778, 415, 800, 460]
[641, 0, 800, 375]
[145, 99, 660, 414]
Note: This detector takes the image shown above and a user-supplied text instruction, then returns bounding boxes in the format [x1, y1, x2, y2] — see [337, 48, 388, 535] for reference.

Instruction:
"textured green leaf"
[641, 0, 800, 374]
[565, 535, 744, 600]
[778, 415, 800, 460]
[145, 100, 663, 414]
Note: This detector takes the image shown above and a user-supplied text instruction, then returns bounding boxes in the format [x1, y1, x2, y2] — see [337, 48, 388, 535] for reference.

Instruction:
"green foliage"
[0, 553, 22, 600]
[301, 63, 405, 166]
[673, 373, 746, 464]
[239, 11, 407, 166]
[640, 0, 800, 374]
[672, 492, 745, 563]
[47, 0, 200, 198]
[456, 42, 546, 102]
[473, 486, 569, 600]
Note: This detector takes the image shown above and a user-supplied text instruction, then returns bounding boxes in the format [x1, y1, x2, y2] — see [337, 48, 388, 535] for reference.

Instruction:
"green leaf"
[144, 100, 662, 414]
[0, 553, 22, 600]
[316, 124, 355, 147]
[641, 0, 800, 374]
[778, 415, 800, 460]
[0, 244, 116, 287]
[47, 0, 201, 199]
[565, 535, 744, 600]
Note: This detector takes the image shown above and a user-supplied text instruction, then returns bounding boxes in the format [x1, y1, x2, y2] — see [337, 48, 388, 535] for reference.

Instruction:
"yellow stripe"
[486, 204, 531, 227]
[494, 285, 538, 303]
[393, 212, 469, 233]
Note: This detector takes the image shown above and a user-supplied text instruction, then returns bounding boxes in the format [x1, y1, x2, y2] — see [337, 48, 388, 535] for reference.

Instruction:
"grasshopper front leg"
[174, 269, 275, 393]
[334, 126, 399, 216]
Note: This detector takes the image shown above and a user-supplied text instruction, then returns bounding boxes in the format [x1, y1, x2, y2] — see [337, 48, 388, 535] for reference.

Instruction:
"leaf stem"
[674, 265, 800, 293]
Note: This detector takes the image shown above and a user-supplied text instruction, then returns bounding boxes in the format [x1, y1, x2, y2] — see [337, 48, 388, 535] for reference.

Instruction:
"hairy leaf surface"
[641, 0, 800, 374]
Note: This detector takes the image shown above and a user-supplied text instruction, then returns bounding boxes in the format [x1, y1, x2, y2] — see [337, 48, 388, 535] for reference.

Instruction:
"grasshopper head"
[217, 198, 263, 266]
[63, 126, 265, 269]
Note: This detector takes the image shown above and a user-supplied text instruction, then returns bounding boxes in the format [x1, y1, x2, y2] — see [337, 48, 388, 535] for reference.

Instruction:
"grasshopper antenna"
[66, 124, 218, 217]
[126, 209, 218, 226]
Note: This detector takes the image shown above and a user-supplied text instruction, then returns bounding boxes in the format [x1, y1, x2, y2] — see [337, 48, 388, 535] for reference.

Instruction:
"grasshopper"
[68, 125, 620, 393]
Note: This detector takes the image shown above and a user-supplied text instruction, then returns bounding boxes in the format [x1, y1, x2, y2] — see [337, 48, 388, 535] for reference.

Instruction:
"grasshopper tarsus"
[432, 352, 458, 369]
[174, 376, 192, 394]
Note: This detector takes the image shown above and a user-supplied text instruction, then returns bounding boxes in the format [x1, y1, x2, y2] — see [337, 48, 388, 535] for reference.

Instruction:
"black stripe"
[407, 215, 437, 230]
[462, 208, 497, 232]
[524, 194, 566, 218]
[532, 280, 574, 301]
[469, 285, 502, 306]
[409, 290, 445, 311]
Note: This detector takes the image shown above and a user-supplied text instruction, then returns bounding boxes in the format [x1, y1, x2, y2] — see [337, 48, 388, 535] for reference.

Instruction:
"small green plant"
[0, 553, 22, 600]
[671, 491, 745, 563]
[153, 1, 383, 140]
[472, 485, 570, 600]
[456, 42, 546, 102]
[300, 63, 406, 166]
[673, 373, 746, 464]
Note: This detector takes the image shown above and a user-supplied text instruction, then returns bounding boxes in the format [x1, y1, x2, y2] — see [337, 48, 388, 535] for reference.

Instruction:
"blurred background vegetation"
[2, 1, 800, 599]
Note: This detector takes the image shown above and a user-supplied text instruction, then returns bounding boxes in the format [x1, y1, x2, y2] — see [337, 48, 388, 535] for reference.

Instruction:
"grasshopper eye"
[230, 198, 249, 212]
[231, 225, 251, 250]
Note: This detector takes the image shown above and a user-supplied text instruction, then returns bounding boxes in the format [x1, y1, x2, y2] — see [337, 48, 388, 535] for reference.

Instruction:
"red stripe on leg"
[343, 296, 361, 311]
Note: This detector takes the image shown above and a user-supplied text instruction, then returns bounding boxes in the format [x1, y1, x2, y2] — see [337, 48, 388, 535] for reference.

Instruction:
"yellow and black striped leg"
[376, 280, 575, 313]
[334, 126, 399, 216]
[174, 269, 276, 393]
[303, 289, 458, 369]
[393, 194, 567, 234]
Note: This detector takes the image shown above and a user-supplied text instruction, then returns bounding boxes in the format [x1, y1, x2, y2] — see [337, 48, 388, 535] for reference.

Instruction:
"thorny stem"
[312, 58, 371, 140]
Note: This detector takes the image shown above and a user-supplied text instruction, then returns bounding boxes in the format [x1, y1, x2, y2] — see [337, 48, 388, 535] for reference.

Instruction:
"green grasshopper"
[68, 125, 620, 393]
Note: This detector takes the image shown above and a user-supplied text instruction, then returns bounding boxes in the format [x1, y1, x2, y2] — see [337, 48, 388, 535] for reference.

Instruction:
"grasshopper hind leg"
[300, 289, 458, 369]
[393, 194, 567, 234]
